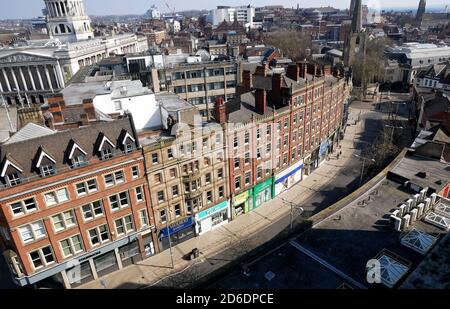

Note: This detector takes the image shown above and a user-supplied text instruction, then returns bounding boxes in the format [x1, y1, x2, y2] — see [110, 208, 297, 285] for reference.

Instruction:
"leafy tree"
[264, 30, 312, 61]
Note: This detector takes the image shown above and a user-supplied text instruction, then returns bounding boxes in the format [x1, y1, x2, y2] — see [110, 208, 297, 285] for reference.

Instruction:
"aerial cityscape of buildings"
[0, 0, 449, 294]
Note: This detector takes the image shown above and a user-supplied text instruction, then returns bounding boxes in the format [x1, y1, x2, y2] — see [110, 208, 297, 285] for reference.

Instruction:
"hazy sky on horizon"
[0, 0, 447, 20]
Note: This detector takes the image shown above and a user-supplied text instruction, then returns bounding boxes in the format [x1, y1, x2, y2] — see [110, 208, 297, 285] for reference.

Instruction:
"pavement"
[79, 99, 381, 289]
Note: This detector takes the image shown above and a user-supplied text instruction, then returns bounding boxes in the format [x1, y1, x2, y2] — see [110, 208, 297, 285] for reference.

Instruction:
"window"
[266, 144, 271, 155]
[205, 173, 211, 184]
[170, 168, 177, 178]
[206, 191, 213, 203]
[104, 171, 124, 187]
[44, 188, 69, 207]
[256, 148, 261, 160]
[115, 215, 134, 236]
[51, 210, 76, 232]
[245, 152, 250, 165]
[72, 155, 88, 168]
[284, 118, 289, 128]
[233, 136, 239, 148]
[204, 157, 210, 166]
[265, 161, 271, 174]
[160, 209, 167, 223]
[293, 115, 297, 125]
[6, 172, 22, 186]
[217, 168, 223, 179]
[167, 148, 174, 160]
[40, 164, 56, 177]
[109, 191, 129, 211]
[235, 176, 241, 190]
[19, 221, 46, 243]
[82, 201, 104, 221]
[114, 100, 122, 111]
[257, 166, 262, 179]
[101, 148, 114, 160]
[203, 137, 209, 148]
[218, 186, 224, 198]
[135, 187, 144, 202]
[266, 125, 271, 136]
[244, 132, 250, 144]
[132, 166, 139, 178]
[175, 204, 181, 217]
[157, 191, 165, 202]
[29, 246, 54, 269]
[88, 225, 109, 246]
[124, 142, 134, 153]
[151, 153, 159, 165]
[283, 135, 288, 147]
[245, 171, 251, 185]
[60, 235, 83, 258]
[256, 129, 261, 140]
[215, 133, 221, 145]
[277, 121, 281, 132]
[75, 179, 97, 196]
[140, 209, 148, 227]
[234, 158, 240, 169]
[154, 173, 162, 183]
[10, 198, 37, 216]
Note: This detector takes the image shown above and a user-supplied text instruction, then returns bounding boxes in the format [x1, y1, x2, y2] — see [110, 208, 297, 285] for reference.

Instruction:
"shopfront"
[119, 240, 141, 267]
[159, 216, 196, 251]
[253, 178, 273, 209]
[274, 160, 304, 196]
[319, 138, 330, 165]
[195, 201, 230, 235]
[233, 189, 253, 218]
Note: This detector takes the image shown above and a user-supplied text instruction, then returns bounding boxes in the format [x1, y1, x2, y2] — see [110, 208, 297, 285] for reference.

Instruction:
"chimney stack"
[255, 61, 269, 77]
[255, 88, 267, 115]
[83, 98, 96, 120]
[271, 73, 283, 103]
[47, 95, 64, 124]
[286, 63, 300, 81]
[214, 97, 227, 124]
[298, 60, 308, 79]
[243, 70, 252, 93]
[80, 113, 89, 126]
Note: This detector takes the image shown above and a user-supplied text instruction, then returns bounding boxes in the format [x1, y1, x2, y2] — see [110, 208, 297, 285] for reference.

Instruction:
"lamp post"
[281, 198, 304, 232]
[353, 154, 375, 187]
[165, 207, 174, 269]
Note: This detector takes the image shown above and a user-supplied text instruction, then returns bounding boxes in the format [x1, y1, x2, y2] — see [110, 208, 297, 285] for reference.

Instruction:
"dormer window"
[1, 156, 24, 187]
[35, 147, 57, 177]
[120, 130, 136, 154]
[97, 134, 116, 160]
[7, 172, 22, 187]
[41, 164, 56, 177]
[67, 140, 88, 168]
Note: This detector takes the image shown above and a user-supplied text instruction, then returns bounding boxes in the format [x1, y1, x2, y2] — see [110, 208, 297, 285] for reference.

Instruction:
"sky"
[0, 0, 447, 19]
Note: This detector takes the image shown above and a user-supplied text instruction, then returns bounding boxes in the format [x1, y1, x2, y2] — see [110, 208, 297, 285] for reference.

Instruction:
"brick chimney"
[83, 98, 96, 120]
[214, 97, 227, 124]
[298, 60, 308, 79]
[255, 88, 267, 115]
[286, 63, 300, 81]
[255, 61, 269, 77]
[271, 73, 283, 103]
[243, 70, 252, 92]
[48, 98, 64, 124]
[80, 113, 89, 126]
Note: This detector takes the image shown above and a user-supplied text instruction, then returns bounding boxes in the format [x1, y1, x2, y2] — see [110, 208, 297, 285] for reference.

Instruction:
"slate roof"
[0, 117, 138, 180]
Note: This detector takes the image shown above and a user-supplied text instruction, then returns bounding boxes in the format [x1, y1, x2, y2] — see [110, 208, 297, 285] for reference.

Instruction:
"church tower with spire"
[44, 0, 94, 43]
[344, 0, 364, 67]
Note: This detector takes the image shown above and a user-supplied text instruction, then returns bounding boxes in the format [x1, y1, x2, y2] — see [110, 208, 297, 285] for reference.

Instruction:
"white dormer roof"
[36, 148, 56, 168]
[98, 134, 115, 151]
[121, 131, 135, 145]
[0, 159, 23, 177]
[68, 141, 87, 159]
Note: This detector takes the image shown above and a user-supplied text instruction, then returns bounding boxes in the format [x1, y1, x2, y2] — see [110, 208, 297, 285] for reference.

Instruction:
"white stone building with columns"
[0, 0, 148, 106]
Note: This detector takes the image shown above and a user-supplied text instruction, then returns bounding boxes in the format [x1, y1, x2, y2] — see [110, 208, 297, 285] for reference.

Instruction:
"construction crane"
[162, 0, 176, 21]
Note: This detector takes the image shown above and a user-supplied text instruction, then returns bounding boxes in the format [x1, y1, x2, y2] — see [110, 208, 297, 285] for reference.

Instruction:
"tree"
[264, 30, 312, 61]
[351, 36, 386, 97]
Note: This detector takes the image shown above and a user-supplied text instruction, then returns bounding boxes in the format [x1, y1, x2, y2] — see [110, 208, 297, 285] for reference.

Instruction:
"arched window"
[59, 24, 66, 34]
[66, 25, 72, 33]
[54, 26, 59, 34]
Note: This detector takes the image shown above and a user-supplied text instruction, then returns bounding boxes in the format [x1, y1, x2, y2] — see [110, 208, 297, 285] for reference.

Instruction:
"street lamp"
[281, 198, 304, 232]
[385, 124, 404, 144]
[165, 207, 175, 269]
[353, 154, 375, 187]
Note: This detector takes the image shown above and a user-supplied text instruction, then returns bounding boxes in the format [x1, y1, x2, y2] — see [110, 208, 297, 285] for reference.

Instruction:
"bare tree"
[264, 30, 312, 61]
[351, 36, 386, 97]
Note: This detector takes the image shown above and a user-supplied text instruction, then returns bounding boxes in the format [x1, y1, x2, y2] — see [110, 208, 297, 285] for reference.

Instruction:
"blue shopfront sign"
[319, 139, 330, 156]
[275, 163, 304, 185]
[196, 201, 229, 220]
[159, 216, 194, 239]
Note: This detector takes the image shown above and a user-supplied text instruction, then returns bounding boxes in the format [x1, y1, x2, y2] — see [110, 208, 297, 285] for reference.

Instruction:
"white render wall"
[93, 93, 162, 130]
